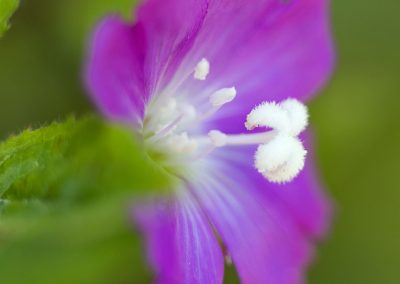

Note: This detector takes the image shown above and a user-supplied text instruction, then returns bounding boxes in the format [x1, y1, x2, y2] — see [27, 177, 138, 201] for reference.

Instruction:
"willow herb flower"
[86, 0, 334, 283]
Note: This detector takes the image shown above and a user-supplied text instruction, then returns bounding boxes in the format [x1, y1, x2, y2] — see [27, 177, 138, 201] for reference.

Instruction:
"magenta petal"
[162, 0, 335, 110]
[134, 0, 208, 89]
[88, 1, 334, 282]
[85, 1, 208, 124]
[206, 130, 331, 241]
[87, 0, 334, 128]
[206, 0, 334, 100]
[197, 0, 335, 133]
[134, 197, 224, 284]
[269, 132, 332, 238]
[86, 16, 149, 125]
[193, 162, 313, 284]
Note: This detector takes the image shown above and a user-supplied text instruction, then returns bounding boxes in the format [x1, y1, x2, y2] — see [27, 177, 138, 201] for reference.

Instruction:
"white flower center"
[144, 58, 309, 183]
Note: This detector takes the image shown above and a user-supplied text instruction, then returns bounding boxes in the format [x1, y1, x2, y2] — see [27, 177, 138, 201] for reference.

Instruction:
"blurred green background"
[0, 0, 399, 283]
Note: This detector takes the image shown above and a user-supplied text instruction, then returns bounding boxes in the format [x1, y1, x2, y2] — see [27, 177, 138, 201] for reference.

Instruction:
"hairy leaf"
[0, 116, 170, 283]
[0, 116, 170, 213]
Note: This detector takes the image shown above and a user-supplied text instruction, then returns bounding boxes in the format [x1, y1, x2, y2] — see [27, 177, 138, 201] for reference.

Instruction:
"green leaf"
[0, 0, 18, 38]
[0, 116, 171, 213]
[0, 195, 152, 284]
[0, 116, 171, 283]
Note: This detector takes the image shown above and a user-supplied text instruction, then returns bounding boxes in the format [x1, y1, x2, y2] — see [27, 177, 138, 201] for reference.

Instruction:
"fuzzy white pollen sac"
[245, 102, 291, 132]
[194, 58, 210, 80]
[255, 135, 307, 183]
[280, 98, 309, 136]
[210, 87, 237, 107]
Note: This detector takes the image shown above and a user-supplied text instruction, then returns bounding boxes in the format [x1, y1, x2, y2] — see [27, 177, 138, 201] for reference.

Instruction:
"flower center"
[143, 58, 309, 183]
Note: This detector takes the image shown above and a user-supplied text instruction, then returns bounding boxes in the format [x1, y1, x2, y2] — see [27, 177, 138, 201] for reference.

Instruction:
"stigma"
[208, 98, 308, 183]
[144, 58, 309, 184]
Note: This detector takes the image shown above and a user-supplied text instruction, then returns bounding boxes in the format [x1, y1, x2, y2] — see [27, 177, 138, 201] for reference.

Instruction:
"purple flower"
[85, 0, 335, 283]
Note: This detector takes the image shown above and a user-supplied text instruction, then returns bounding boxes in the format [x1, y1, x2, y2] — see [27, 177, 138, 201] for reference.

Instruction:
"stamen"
[180, 103, 197, 121]
[165, 132, 198, 153]
[194, 58, 210, 80]
[199, 87, 237, 121]
[149, 100, 198, 142]
[210, 87, 237, 107]
[151, 115, 183, 142]
[160, 98, 177, 116]
[208, 130, 228, 147]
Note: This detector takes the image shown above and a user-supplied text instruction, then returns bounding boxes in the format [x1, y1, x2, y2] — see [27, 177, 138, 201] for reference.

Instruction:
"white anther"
[194, 58, 210, 80]
[155, 98, 177, 125]
[208, 130, 228, 147]
[179, 103, 197, 121]
[255, 135, 307, 183]
[160, 98, 176, 115]
[245, 102, 291, 132]
[165, 132, 198, 153]
[210, 87, 237, 107]
[280, 98, 309, 136]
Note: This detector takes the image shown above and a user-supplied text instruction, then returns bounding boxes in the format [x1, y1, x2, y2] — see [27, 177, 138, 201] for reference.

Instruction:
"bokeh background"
[0, 0, 399, 283]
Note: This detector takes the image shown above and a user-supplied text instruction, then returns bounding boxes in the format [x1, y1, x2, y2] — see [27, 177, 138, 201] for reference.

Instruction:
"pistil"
[208, 130, 277, 147]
